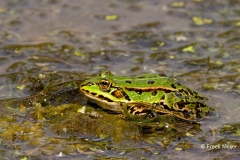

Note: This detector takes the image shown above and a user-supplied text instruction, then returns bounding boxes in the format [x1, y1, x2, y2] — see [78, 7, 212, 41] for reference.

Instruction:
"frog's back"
[112, 73, 177, 88]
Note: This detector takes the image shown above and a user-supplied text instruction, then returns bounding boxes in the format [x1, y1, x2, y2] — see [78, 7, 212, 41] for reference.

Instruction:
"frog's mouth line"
[80, 89, 123, 113]
[81, 89, 114, 102]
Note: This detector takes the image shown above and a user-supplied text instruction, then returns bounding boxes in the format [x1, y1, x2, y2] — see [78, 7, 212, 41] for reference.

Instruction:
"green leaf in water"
[182, 45, 195, 52]
[16, 85, 25, 90]
[105, 14, 118, 20]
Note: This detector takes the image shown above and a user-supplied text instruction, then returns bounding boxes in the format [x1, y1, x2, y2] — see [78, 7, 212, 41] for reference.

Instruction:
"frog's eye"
[99, 79, 111, 92]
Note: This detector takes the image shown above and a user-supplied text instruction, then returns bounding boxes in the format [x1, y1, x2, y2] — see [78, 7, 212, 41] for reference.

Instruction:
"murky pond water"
[0, 0, 239, 159]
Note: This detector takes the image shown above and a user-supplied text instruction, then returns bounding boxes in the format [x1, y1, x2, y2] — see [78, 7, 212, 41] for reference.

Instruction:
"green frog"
[80, 71, 214, 122]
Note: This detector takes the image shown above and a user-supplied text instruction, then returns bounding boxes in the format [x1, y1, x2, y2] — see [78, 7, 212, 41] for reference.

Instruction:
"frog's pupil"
[101, 81, 108, 86]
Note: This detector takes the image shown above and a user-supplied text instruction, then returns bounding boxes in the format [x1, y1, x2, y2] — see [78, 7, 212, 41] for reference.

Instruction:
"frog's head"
[80, 71, 125, 113]
[80, 71, 114, 93]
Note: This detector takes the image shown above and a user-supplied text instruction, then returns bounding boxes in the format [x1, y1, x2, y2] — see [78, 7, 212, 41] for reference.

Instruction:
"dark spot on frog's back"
[125, 80, 132, 84]
[171, 84, 176, 89]
[175, 82, 182, 87]
[164, 89, 172, 93]
[160, 95, 165, 100]
[137, 91, 142, 95]
[123, 91, 131, 101]
[151, 90, 157, 96]
[147, 80, 155, 84]
[159, 73, 167, 77]
[137, 76, 145, 78]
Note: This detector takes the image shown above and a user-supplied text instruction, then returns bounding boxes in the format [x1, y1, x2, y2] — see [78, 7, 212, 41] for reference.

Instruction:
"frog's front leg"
[121, 102, 155, 119]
